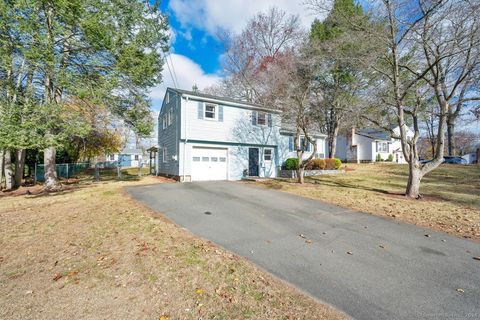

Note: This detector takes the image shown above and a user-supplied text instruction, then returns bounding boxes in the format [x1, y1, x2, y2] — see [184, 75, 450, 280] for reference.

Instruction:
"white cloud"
[149, 53, 222, 108]
[169, 0, 327, 35]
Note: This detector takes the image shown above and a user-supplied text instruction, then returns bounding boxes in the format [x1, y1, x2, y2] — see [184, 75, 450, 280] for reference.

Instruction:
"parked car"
[419, 156, 467, 165]
[443, 156, 467, 165]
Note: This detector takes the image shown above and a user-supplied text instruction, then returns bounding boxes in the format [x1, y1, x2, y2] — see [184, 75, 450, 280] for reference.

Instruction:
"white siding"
[278, 134, 327, 165]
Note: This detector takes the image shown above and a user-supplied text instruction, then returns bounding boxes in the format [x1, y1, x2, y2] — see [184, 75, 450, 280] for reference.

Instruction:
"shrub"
[312, 159, 326, 170]
[376, 154, 383, 162]
[324, 158, 342, 170]
[284, 158, 299, 170]
[305, 160, 315, 170]
[387, 154, 394, 162]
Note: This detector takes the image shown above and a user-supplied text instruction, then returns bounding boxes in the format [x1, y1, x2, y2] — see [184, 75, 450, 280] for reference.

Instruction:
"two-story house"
[157, 88, 327, 181]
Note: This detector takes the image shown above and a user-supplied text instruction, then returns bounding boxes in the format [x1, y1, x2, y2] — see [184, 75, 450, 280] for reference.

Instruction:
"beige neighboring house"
[335, 126, 414, 163]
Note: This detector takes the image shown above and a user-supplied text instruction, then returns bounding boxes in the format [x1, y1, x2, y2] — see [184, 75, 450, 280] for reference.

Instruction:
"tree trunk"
[44, 146, 62, 191]
[405, 161, 422, 198]
[297, 167, 305, 184]
[4, 150, 14, 190]
[0, 149, 4, 190]
[446, 119, 455, 156]
[328, 126, 339, 158]
[14, 149, 26, 188]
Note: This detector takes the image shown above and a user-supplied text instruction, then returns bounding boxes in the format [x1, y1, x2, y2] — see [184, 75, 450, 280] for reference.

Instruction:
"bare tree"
[214, 7, 304, 104]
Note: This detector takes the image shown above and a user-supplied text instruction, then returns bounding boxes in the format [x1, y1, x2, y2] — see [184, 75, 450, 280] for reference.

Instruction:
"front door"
[248, 148, 259, 176]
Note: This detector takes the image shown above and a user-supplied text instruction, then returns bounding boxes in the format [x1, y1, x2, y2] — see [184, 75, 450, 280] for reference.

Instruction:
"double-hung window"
[162, 147, 168, 163]
[377, 142, 388, 153]
[162, 115, 167, 129]
[257, 112, 266, 125]
[167, 108, 173, 126]
[204, 104, 216, 119]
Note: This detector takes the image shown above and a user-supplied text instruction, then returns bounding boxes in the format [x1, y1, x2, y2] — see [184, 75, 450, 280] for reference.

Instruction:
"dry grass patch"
[0, 176, 346, 320]
[256, 163, 480, 241]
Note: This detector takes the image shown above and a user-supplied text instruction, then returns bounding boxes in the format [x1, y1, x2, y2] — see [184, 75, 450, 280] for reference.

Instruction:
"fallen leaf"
[53, 273, 62, 281]
[424, 234, 431, 238]
[196, 289, 204, 294]
[379, 245, 385, 249]
[159, 316, 169, 320]
[299, 234, 306, 239]
[347, 251, 353, 255]
[473, 257, 480, 261]
[305, 240, 312, 244]
[456, 288, 464, 293]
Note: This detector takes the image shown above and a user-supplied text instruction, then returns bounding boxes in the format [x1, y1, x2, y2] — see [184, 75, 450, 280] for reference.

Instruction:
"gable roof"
[167, 88, 281, 114]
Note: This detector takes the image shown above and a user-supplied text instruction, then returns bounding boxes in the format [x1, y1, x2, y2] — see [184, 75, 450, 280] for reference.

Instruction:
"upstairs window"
[252, 111, 272, 127]
[167, 108, 173, 126]
[257, 112, 266, 125]
[205, 104, 216, 119]
[162, 115, 167, 129]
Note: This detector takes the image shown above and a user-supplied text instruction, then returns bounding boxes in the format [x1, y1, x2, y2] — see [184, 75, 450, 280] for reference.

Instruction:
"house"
[106, 148, 144, 168]
[461, 152, 477, 164]
[335, 126, 414, 163]
[157, 88, 327, 181]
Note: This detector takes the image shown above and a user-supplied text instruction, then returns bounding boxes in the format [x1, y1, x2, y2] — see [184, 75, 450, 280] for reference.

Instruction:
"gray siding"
[158, 89, 181, 176]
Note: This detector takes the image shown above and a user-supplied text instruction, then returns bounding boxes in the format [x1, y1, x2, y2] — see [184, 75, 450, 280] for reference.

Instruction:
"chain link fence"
[34, 163, 90, 182]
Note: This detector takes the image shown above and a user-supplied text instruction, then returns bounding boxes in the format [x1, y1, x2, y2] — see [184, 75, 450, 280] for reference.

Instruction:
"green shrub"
[387, 154, 394, 162]
[312, 159, 326, 170]
[333, 158, 342, 169]
[376, 154, 382, 162]
[284, 158, 299, 170]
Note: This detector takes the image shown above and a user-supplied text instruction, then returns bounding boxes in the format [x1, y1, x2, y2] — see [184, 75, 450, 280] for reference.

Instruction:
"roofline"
[167, 87, 281, 114]
[279, 130, 327, 138]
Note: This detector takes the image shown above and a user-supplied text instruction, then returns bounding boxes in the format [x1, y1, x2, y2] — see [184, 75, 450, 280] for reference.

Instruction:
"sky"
[148, 0, 323, 109]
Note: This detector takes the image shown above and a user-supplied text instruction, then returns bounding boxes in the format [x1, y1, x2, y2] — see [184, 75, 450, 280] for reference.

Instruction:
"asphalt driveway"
[126, 182, 480, 320]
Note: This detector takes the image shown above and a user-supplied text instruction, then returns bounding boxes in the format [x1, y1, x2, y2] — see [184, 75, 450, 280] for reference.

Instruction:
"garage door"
[191, 147, 228, 181]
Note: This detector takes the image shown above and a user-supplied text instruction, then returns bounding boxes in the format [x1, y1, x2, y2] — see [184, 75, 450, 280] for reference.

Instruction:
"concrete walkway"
[126, 182, 480, 320]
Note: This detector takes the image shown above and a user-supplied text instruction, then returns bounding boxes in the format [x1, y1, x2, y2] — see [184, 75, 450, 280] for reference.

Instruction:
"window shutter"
[252, 111, 257, 125]
[197, 102, 203, 119]
[267, 113, 272, 127]
[288, 136, 294, 151]
[376, 142, 379, 152]
[218, 106, 224, 122]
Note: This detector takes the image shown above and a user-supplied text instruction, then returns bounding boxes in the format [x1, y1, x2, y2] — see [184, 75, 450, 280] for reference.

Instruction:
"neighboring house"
[107, 149, 144, 168]
[157, 88, 327, 182]
[336, 126, 414, 163]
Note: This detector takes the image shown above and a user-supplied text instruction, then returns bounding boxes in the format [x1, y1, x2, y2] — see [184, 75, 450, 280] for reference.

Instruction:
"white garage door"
[191, 147, 228, 181]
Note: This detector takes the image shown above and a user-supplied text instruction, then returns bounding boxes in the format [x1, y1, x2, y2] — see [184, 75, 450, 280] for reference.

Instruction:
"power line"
[162, 51, 178, 89]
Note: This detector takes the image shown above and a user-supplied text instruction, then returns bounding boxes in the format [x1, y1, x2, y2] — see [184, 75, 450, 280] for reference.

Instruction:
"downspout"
[183, 96, 188, 182]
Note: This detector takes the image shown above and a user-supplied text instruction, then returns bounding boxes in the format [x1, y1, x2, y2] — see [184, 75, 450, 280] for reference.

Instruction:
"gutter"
[180, 93, 281, 114]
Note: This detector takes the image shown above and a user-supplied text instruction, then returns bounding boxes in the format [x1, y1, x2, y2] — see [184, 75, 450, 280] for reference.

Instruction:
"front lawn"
[0, 176, 345, 320]
[256, 163, 480, 241]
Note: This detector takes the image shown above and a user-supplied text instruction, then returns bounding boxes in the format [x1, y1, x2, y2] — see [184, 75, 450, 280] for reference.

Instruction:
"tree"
[0, 0, 168, 190]
[309, 0, 368, 157]
[213, 7, 303, 104]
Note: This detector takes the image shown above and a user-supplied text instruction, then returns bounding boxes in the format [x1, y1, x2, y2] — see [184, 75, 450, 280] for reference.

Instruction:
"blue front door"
[118, 154, 131, 167]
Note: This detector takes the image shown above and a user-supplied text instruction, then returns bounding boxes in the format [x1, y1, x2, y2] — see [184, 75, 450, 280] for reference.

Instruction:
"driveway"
[126, 182, 480, 320]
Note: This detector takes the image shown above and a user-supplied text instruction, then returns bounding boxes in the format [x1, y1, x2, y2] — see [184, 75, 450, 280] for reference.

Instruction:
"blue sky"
[149, 0, 323, 108]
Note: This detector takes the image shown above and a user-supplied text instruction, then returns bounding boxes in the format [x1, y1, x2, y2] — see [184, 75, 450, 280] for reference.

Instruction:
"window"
[202, 157, 209, 162]
[109, 155, 115, 161]
[134, 155, 139, 160]
[300, 137, 312, 152]
[162, 115, 167, 129]
[377, 142, 389, 153]
[193, 157, 200, 161]
[167, 108, 173, 126]
[253, 111, 272, 126]
[162, 147, 167, 163]
[165, 92, 170, 104]
[219, 157, 226, 162]
[264, 149, 272, 161]
[257, 112, 266, 125]
[211, 157, 218, 162]
[205, 104, 216, 119]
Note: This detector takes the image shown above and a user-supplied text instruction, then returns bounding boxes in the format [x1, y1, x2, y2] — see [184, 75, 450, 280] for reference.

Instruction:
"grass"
[0, 176, 346, 320]
[255, 163, 480, 241]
